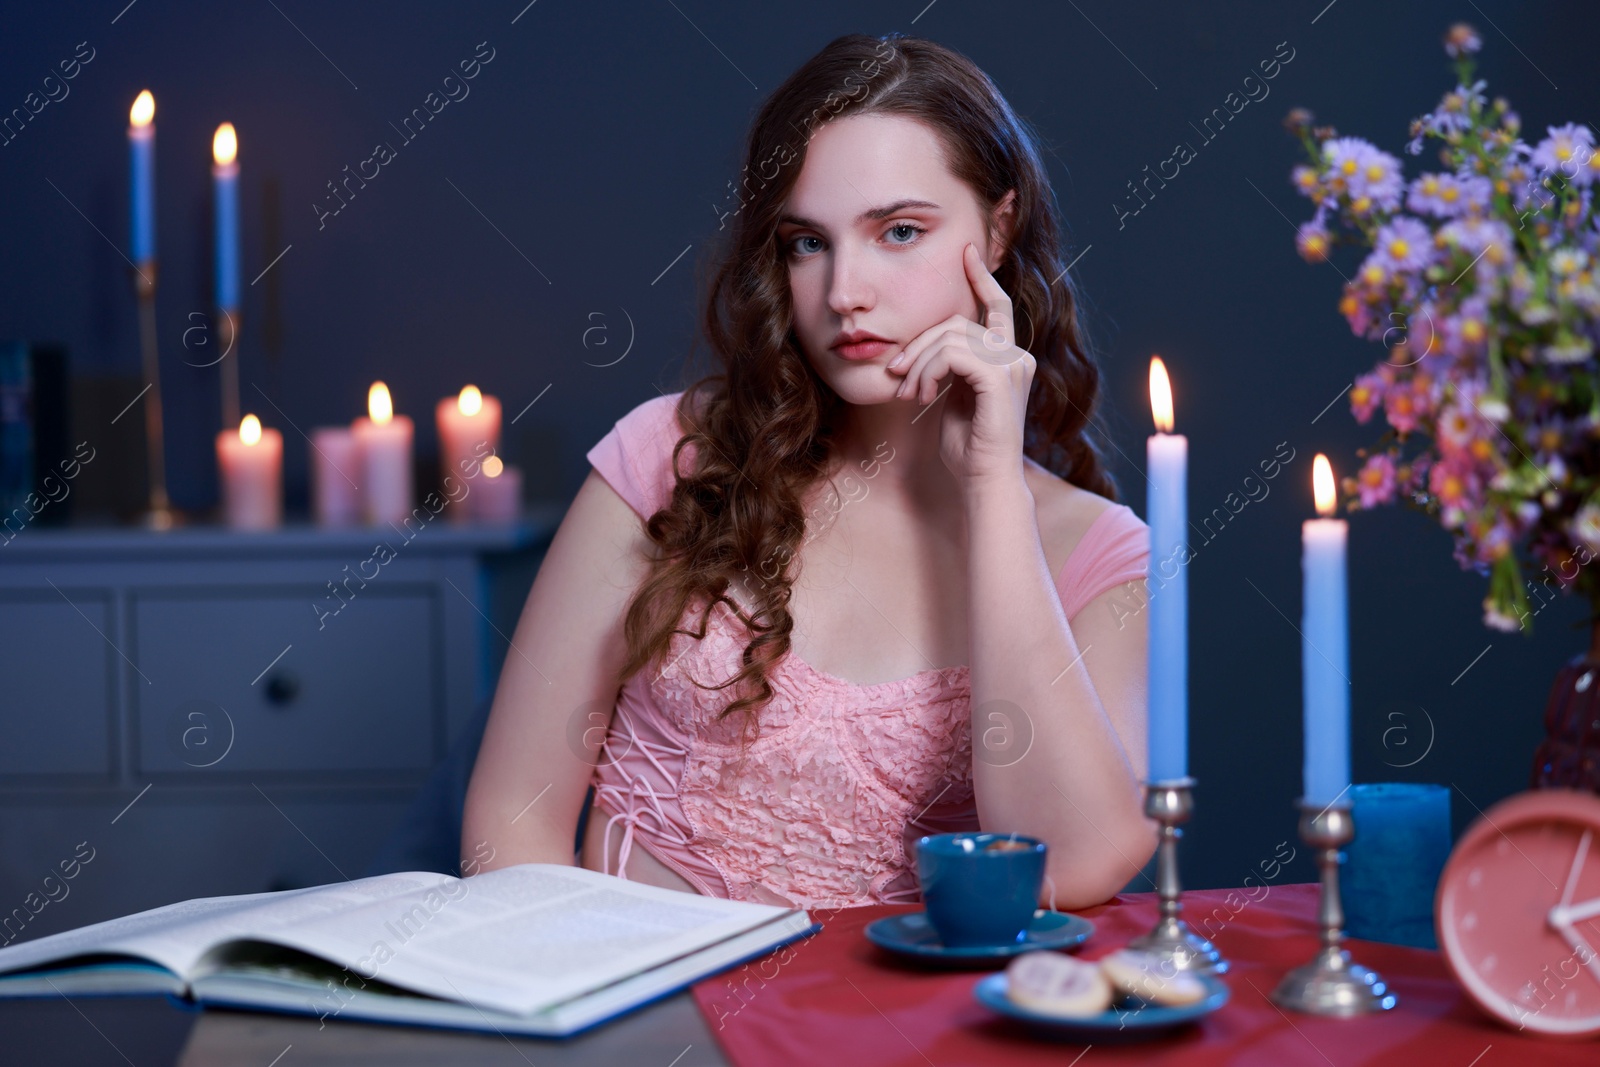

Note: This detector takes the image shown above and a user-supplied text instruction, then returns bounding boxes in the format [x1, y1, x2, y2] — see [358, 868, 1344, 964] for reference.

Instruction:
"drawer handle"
[264, 671, 301, 707]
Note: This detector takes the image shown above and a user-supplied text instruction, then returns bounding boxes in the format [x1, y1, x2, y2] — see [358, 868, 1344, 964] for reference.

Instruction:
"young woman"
[462, 32, 1157, 911]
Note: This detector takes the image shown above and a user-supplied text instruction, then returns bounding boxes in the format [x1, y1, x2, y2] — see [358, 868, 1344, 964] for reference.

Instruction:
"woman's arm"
[460, 469, 653, 875]
[963, 476, 1158, 910]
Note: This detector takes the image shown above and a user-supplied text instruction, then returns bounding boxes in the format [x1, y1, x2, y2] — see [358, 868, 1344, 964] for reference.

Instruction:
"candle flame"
[458, 385, 483, 417]
[130, 90, 154, 127]
[368, 381, 393, 424]
[1149, 356, 1174, 433]
[1313, 453, 1337, 516]
[482, 455, 504, 478]
[240, 414, 262, 446]
[213, 122, 237, 166]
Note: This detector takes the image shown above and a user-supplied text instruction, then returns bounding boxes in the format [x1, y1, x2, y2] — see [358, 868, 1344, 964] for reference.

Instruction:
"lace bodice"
[583, 390, 1149, 910]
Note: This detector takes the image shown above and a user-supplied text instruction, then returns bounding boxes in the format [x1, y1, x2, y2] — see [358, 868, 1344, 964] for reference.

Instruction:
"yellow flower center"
[1388, 238, 1410, 258]
[1341, 159, 1358, 175]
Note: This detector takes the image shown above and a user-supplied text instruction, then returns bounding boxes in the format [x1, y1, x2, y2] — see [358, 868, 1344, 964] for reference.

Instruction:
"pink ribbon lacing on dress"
[591, 701, 693, 881]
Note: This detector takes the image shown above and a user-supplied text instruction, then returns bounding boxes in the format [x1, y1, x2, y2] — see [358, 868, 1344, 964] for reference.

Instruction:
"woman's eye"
[785, 224, 927, 258]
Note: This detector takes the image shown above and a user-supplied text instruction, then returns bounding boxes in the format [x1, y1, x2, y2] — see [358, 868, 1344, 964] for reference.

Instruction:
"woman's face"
[779, 113, 1014, 405]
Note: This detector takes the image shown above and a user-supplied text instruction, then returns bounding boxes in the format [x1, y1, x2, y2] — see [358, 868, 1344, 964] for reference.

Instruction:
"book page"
[0, 870, 456, 981]
[238, 863, 796, 1016]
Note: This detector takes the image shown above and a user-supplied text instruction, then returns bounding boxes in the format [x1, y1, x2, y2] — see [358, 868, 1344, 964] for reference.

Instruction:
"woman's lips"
[835, 339, 893, 361]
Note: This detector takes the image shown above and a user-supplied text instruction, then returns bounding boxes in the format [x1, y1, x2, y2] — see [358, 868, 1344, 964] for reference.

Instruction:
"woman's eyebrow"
[778, 198, 942, 231]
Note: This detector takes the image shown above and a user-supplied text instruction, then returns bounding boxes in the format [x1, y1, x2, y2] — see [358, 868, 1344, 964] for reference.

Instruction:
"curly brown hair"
[610, 31, 1118, 739]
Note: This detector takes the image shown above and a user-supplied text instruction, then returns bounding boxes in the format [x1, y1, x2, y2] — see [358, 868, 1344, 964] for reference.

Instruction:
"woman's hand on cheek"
[886, 242, 1034, 489]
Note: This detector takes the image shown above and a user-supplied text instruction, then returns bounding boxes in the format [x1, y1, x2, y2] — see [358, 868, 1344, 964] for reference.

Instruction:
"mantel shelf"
[0, 502, 566, 561]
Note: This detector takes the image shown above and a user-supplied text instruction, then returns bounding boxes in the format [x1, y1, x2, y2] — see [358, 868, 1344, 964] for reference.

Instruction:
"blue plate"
[972, 970, 1230, 1040]
[864, 909, 1093, 967]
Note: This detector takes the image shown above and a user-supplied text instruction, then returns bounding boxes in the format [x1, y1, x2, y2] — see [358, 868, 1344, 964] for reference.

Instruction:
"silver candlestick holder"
[1127, 776, 1228, 976]
[1271, 798, 1397, 1015]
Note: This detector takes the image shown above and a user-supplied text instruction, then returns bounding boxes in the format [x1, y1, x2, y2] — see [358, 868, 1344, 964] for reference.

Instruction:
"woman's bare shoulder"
[1022, 458, 1121, 565]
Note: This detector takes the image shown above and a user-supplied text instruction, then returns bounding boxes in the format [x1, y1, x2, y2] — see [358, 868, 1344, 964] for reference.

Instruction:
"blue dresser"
[0, 509, 557, 944]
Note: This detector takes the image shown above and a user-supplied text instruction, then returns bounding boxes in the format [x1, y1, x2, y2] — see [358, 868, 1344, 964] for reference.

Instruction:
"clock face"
[1436, 789, 1600, 1037]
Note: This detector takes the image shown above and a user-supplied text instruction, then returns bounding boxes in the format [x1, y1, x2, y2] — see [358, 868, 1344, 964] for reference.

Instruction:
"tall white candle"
[1146, 356, 1187, 782]
[352, 381, 414, 526]
[1302, 453, 1350, 807]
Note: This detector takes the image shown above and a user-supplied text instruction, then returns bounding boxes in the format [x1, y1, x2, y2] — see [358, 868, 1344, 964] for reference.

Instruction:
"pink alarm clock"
[1435, 789, 1600, 1038]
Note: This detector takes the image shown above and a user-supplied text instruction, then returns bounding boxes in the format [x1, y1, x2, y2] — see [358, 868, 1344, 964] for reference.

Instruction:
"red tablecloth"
[690, 883, 1595, 1065]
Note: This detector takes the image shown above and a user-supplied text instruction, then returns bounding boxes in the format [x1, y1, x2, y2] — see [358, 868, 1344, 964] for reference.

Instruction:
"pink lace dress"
[584, 392, 1149, 910]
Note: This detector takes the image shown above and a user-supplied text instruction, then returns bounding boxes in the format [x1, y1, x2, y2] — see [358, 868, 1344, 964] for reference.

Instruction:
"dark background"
[2, 0, 1594, 890]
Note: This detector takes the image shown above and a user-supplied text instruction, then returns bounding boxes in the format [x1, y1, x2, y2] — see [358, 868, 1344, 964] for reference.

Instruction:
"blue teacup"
[915, 832, 1047, 948]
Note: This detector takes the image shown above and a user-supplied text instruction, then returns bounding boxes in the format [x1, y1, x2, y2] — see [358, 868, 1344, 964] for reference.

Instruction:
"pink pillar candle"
[353, 381, 414, 526]
[472, 456, 523, 523]
[215, 415, 282, 529]
[436, 385, 501, 524]
[310, 426, 362, 527]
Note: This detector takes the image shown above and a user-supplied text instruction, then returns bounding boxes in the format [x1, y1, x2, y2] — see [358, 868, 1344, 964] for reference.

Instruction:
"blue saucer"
[864, 909, 1093, 967]
[973, 970, 1229, 1041]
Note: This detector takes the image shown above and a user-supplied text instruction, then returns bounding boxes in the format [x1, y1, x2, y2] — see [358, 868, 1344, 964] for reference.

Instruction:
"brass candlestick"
[1271, 798, 1397, 1015]
[134, 262, 175, 530]
[1127, 776, 1228, 975]
[217, 306, 240, 431]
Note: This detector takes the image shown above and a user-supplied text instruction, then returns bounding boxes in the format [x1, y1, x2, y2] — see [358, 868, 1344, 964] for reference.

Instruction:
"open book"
[0, 863, 817, 1037]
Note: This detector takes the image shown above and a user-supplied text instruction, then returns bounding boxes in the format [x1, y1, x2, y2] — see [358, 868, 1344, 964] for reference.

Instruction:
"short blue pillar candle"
[1344, 782, 1451, 949]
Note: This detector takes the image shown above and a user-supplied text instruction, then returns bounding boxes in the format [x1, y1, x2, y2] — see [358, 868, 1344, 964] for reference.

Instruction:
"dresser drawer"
[130, 588, 439, 776]
[0, 591, 114, 778]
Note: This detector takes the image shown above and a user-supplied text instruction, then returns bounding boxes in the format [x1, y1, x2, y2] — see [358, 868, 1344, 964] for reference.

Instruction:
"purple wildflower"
[1296, 216, 1332, 262]
[1349, 370, 1385, 423]
[1530, 123, 1597, 188]
[1443, 24, 1482, 59]
[1355, 453, 1397, 508]
[1322, 137, 1379, 197]
[1374, 216, 1436, 272]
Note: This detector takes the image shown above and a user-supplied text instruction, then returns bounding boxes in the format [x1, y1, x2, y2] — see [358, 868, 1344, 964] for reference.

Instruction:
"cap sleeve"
[1055, 502, 1149, 622]
[585, 391, 690, 521]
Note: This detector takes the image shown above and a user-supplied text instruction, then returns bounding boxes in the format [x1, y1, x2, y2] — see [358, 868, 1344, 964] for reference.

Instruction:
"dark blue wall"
[3, 0, 1595, 890]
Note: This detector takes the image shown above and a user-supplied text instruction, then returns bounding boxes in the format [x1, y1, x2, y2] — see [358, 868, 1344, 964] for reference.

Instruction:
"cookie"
[1004, 951, 1114, 1018]
[1098, 948, 1208, 1006]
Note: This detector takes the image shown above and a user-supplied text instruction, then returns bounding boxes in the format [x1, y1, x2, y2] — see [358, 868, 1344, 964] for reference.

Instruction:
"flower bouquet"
[1284, 23, 1599, 638]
